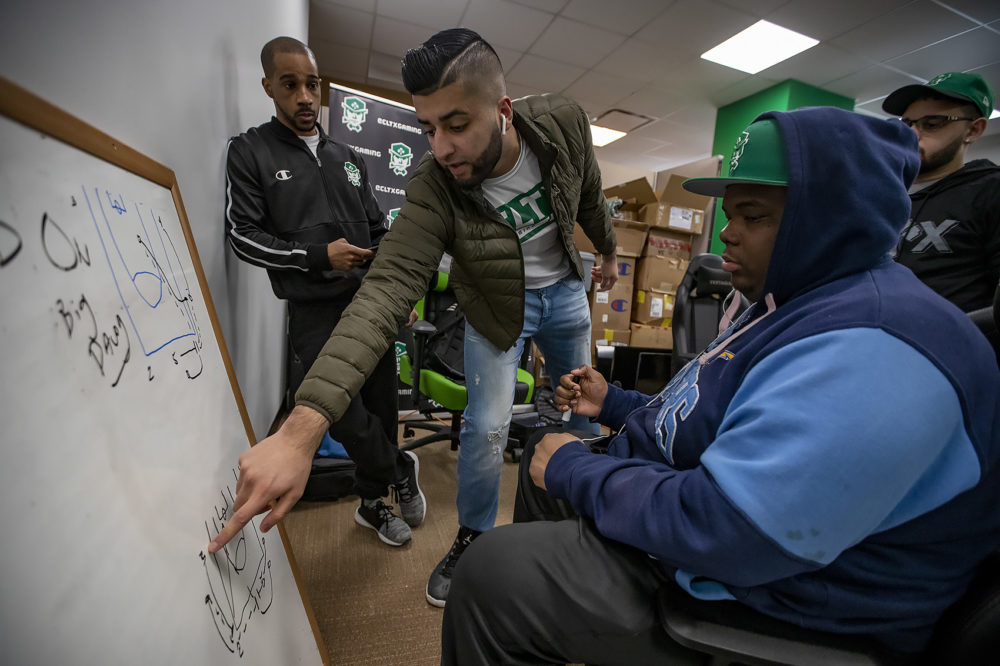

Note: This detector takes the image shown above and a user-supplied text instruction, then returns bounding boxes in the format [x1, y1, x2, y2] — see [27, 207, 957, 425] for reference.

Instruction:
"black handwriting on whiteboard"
[41, 212, 91, 271]
[201, 468, 274, 658]
[55, 295, 131, 388]
[0, 219, 23, 267]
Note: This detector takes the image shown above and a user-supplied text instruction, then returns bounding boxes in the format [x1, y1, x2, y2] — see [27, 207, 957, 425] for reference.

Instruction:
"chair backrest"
[923, 549, 1000, 663]
[671, 253, 743, 377]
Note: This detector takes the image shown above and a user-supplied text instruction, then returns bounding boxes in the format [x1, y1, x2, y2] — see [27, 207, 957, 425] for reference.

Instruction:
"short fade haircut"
[913, 90, 983, 119]
[260, 36, 315, 79]
[401, 28, 505, 101]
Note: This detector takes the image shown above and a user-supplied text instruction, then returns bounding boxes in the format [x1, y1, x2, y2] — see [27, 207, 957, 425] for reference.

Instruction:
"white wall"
[597, 158, 654, 190]
[0, 0, 307, 439]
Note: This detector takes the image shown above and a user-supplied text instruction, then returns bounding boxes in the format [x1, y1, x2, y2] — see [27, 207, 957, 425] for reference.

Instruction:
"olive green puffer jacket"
[297, 93, 616, 423]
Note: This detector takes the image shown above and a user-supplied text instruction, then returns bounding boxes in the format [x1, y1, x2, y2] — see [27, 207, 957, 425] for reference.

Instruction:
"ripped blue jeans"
[458, 275, 599, 532]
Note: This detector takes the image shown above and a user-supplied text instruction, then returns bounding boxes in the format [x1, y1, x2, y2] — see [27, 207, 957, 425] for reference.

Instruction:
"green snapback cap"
[683, 119, 788, 198]
[882, 72, 994, 119]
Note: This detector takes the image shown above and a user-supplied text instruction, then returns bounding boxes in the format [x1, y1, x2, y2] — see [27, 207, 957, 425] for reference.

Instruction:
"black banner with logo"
[326, 84, 427, 410]
[327, 84, 424, 230]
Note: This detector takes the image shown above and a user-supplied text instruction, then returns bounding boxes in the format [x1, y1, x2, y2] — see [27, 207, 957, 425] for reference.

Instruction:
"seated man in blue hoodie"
[439, 107, 1000, 665]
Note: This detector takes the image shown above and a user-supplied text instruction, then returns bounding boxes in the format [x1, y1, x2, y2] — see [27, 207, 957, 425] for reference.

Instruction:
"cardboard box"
[597, 254, 636, 283]
[606, 176, 712, 236]
[573, 222, 597, 254]
[644, 175, 712, 235]
[643, 228, 693, 260]
[613, 220, 649, 258]
[636, 256, 689, 293]
[632, 288, 675, 326]
[589, 281, 632, 330]
[630, 322, 673, 349]
[604, 177, 657, 220]
[592, 327, 630, 348]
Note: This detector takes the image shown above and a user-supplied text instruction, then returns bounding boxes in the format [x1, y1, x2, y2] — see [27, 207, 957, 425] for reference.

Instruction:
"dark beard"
[453, 124, 504, 188]
[919, 133, 964, 175]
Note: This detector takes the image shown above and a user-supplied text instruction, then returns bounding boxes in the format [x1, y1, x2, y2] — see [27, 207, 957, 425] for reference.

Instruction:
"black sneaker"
[393, 450, 426, 527]
[426, 526, 481, 607]
[354, 498, 412, 547]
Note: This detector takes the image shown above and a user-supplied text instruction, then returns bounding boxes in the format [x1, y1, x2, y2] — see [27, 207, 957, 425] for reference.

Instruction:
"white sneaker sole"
[425, 586, 446, 608]
[354, 507, 410, 547]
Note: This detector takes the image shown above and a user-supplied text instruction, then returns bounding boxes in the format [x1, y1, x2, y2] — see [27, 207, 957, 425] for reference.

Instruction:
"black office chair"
[671, 253, 748, 377]
[657, 548, 1000, 665]
[967, 278, 999, 365]
[397, 272, 534, 452]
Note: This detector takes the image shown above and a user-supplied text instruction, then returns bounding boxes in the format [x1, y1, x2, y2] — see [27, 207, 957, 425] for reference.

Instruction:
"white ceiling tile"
[529, 17, 627, 68]
[824, 65, 923, 107]
[507, 82, 548, 100]
[375, 0, 468, 31]
[312, 0, 376, 12]
[561, 0, 672, 36]
[765, 0, 911, 42]
[830, 0, 979, 63]
[714, 0, 785, 15]
[885, 26, 1000, 81]
[651, 55, 750, 97]
[615, 86, 692, 119]
[509, 0, 569, 13]
[633, 0, 757, 61]
[311, 39, 370, 80]
[563, 70, 645, 109]
[760, 43, 873, 88]
[594, 39, 689, 83]
[936, 0, 1000, 24]
[462, 0, 555, 52]
[662, 99, 719, 129]
[705, 75, 780, 107]
[372, 16, 438, 57]
[492, 46, 526, 73]
[309, 2, 373, 50]
[305, 0, 1000, 173]
[507, 54, 587, 90]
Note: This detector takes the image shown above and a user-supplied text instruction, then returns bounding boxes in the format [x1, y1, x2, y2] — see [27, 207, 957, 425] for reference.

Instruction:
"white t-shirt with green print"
[481, 142, 571, 290]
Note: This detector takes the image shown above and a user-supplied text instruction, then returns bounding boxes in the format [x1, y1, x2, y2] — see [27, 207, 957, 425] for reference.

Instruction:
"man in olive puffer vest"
[210, 28, 618, 607]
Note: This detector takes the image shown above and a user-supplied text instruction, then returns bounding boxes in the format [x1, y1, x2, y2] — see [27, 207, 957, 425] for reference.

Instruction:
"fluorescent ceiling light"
[591, 124, 626, 147]
[701, 20, 819, 74]
[991, 109, 1000, 120]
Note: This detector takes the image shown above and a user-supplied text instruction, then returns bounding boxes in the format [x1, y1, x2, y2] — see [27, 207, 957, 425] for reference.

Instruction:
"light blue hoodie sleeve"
[702, 327, 981, 566]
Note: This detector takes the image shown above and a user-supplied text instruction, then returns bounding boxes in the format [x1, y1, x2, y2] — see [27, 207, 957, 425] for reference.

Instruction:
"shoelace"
[392, 477, 414, 505]
[368, 500, 396, 522]
[441, 534, 474, 577]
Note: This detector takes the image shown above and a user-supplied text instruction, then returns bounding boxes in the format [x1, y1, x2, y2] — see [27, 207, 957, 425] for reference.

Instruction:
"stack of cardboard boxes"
[579, 175, 711, 359]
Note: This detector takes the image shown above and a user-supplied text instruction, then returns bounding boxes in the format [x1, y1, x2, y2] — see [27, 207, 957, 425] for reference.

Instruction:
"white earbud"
[501, 115, 507, 135]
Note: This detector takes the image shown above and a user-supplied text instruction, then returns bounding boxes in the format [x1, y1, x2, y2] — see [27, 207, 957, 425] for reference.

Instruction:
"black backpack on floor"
[300, 456, 356, 502]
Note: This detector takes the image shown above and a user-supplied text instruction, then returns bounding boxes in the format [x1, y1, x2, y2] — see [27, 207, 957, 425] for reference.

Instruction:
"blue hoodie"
[544, 107, 1000, 652]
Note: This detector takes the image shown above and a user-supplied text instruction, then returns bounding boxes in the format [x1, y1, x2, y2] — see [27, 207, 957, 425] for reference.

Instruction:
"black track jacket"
[225, 117, 386, 302]
[894, 159, 1000, 312]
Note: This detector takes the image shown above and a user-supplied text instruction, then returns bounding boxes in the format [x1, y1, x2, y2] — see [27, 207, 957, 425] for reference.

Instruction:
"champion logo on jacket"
[275, 169, 293, 181]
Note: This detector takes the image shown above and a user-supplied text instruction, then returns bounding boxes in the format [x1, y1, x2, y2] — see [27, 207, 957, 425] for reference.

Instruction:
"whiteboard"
[0, 78, 326, 665]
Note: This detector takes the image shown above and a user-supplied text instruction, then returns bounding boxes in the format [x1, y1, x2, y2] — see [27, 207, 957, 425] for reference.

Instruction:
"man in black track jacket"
[883, 72, 1000, 316]
[224, 36, 424, 548]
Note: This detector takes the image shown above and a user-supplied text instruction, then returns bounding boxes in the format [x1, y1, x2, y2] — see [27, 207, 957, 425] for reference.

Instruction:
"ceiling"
[309, 0, 1000, 172]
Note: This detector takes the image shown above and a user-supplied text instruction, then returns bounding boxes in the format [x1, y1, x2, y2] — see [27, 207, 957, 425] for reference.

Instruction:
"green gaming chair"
[397, 271, 534, 452]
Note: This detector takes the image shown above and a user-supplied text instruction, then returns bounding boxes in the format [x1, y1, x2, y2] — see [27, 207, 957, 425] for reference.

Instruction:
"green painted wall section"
[707, 79, 853, 254]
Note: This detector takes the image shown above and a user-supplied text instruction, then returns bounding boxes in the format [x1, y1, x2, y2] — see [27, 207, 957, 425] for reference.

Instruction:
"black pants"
[288, 299, 405, 500]
[441, 431, 705, 666]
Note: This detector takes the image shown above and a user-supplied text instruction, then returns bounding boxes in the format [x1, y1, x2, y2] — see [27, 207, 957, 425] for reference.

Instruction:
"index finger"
[207, 496, 271, 553]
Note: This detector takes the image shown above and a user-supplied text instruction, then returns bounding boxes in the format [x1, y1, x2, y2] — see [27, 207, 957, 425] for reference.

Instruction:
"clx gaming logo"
[389, 142, 413, 176]
[344, 161, 361, 187]
[386, 208, 401, 227]
[341, 96, 368, 133]
[729, 131, 750, 174]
